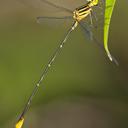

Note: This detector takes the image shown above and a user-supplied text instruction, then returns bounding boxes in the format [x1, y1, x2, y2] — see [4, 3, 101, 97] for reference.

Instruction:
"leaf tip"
[107, 52, 113, 61]
[106, 51, 119, 66]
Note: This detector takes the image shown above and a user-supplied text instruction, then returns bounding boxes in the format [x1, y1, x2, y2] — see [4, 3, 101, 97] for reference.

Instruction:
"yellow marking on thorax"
[73, 0, 98, 24]
[73, 6, 92, 22]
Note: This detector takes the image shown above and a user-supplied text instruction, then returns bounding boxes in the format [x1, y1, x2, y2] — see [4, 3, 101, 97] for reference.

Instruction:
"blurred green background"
[0, 0, 128, 128]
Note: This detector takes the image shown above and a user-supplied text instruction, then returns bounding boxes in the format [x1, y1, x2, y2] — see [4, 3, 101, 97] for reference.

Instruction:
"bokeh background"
[0, 0, 128, 128]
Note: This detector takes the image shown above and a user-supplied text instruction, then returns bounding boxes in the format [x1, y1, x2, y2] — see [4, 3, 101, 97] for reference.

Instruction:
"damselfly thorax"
[73, 0, 97, 21]
[72, 0, 98, 29]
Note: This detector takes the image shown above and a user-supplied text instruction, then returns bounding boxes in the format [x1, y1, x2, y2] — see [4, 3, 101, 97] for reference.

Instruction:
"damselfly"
[15, 0, 117, 128]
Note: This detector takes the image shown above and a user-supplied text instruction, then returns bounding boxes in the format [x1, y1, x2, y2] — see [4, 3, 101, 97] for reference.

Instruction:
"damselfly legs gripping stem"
[15, 0, 117, 128]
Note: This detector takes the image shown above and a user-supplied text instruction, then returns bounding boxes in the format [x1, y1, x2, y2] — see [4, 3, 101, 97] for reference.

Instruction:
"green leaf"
[104, 0, 116, 61]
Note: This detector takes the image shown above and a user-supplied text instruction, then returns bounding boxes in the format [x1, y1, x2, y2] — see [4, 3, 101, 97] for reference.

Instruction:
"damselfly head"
[89, 0, 99, 6]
